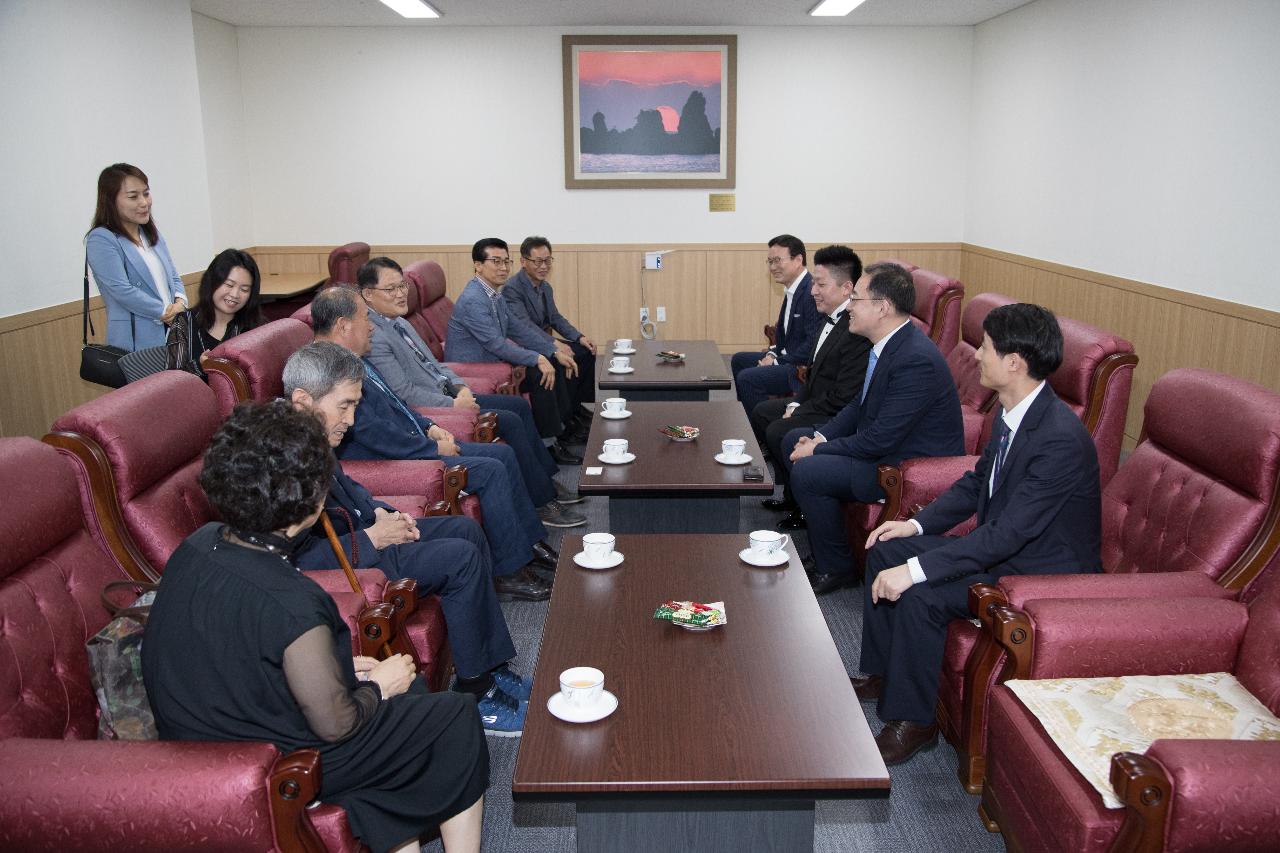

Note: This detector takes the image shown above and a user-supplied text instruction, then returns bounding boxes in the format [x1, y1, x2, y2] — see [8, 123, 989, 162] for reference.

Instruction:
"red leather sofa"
[326, 242, 370, 288]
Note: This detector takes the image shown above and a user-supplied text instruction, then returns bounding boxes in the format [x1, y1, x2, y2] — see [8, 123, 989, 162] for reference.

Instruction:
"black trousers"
[749, 398, 830, 502]
[520, 360, 575, 438]
[564, 338, 596, 407]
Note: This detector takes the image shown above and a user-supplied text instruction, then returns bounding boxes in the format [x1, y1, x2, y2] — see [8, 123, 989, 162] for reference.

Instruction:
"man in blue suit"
[445, 238, 581, 464]
[782, 262, 965, 594]
[851, 303, 1102, 764]
[730, 235, 822, 419]
[309, 286, 556, 602]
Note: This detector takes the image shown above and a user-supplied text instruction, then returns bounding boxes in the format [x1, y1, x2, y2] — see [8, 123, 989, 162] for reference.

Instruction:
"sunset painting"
[563, 36, 737, 189]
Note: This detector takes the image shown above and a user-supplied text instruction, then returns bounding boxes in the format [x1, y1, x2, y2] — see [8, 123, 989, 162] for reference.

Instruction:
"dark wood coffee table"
[577, 401, 774, 533]
[513, 534, 890, 852]
[598, 339, 732, 401]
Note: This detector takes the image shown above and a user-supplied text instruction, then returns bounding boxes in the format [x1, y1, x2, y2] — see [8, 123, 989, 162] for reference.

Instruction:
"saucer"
[573, 550, 625, 570]
[547, 690, 619, 724]
[600, 410, 632, 420]
[607, 367, 635, 374]
[598, 452, 636, 464]
[739, 547, 789, 567]
[612, 347, 637, 355]
[714, 452, 753, 465]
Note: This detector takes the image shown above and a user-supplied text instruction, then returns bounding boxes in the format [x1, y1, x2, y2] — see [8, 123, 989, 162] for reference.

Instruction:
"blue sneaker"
[477, 686, 525, 738]
[492, 664, 532, 702]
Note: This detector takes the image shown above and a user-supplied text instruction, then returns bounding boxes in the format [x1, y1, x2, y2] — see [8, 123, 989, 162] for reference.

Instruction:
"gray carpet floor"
[425, 376, 1007, 852]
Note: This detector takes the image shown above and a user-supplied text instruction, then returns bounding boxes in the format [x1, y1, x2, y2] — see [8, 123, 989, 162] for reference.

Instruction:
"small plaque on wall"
[709, 193, 736, 212]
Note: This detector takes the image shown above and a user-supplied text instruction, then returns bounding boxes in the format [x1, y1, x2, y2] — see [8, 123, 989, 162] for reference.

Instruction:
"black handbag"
[78, 255, 128, 388]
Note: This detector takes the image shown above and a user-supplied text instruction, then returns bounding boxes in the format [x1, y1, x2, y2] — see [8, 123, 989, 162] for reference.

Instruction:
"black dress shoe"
[531, 541, 559, 565]
[494, 567, 551, 602]
[777, 510, 807, 530]
[761, 497, 795, 511]
[549, 442, 583, 465]
[810, 571, 857, 596]
[849, 674, 884, 701]
[875, 720, 939, 765]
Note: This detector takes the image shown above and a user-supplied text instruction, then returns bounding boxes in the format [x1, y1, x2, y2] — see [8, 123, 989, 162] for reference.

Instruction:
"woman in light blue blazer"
[85, 163, 187, 351]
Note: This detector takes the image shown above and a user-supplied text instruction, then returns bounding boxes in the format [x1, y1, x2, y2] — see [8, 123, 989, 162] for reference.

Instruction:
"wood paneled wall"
[4, 242, 1276, 448]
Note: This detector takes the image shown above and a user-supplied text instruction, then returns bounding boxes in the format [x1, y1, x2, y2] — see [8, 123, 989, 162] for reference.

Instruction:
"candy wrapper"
[654, 600, 726, 628]
[658, 424, 700, 441]
[656, 350, 686, 362]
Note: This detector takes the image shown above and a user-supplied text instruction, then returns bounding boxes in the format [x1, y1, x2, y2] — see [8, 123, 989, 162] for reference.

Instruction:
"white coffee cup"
[601, 397, 627, 414]
[582, 532, 616, 562]
[602, 438, 629, 460]
[615, 338, 633, 350]
[721, 439, 747, 460]
[610, 356, 631, 371]
[749, 529, 791, 555]
[559, 666, 605, 708]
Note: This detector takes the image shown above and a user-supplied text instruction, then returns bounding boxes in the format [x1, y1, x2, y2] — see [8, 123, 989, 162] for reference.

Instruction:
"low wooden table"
[577, 401, 773, 533]
[513, 534, 890, 852]
[598, 339, 731, 401]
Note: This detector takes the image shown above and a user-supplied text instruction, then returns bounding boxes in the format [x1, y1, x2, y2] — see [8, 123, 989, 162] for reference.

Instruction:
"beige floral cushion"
[1006, 673, 1280, 808]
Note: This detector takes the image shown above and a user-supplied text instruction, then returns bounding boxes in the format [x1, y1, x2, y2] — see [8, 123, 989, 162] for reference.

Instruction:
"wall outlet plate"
[656, 306, 667, 322]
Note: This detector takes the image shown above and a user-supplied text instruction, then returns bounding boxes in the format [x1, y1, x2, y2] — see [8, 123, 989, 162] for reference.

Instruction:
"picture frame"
[562, 34, 737, 190]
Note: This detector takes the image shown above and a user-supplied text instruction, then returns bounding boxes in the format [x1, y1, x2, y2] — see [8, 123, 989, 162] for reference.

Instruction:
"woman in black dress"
[167, 248, 266, 377]
[142, 401, 486, 853]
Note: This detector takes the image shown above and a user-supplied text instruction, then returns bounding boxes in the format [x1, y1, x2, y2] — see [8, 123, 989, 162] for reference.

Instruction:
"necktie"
[860, 349, 879, 403]
[394, 321, 452, 394]
[992, 418, 1011, 484]
[365, 364, 427, 440]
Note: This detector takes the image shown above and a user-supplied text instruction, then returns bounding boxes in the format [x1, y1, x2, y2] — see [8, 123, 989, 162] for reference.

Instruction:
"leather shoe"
[849, 674, 884, 701]
[554, 480, 584, 504]
[531, 541, 559, 565]
[761, 497, 795, 511]
[810, 571, 857, 595]
[875, 720, 939, 765]
[549, 442, 583, 465]
[777, 510, 807, 530]
[494, 567, 551, 602]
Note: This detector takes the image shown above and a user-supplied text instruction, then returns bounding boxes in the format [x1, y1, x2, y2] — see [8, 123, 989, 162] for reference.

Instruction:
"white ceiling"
[190, 0, 1038, 28]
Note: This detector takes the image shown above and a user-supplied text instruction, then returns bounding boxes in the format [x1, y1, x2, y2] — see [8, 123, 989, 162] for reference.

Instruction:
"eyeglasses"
[849, 296, 886, 303]
[765, 257, 790, 268]
[522, 256, 555, 268]
[483, 257, 513, 267]
[369, 282, 410, 294]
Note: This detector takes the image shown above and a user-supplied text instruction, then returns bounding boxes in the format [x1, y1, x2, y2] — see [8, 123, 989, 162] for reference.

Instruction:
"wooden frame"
[562, 34, 736, 189]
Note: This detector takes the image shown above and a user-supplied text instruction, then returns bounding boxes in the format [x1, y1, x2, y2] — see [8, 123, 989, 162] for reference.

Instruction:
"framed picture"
[562, 34, 737, 190]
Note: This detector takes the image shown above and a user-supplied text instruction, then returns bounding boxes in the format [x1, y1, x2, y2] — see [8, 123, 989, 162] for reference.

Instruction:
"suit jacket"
[913, 384, 1103, 583]
[85, 227, 185, 350]
[445, 277, 550, 366]
[294, 461, 390, 570]
[792, 311, 872, 420]
[337, 367, 442, 462]
[367, 307, 466, 409]
[769, 272, 821, 365]
[814, 321, 964, 465]
[502, 269, 582, 344]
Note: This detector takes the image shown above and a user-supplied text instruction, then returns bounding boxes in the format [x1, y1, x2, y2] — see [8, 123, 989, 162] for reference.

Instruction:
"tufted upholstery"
[939, 367, 1280, 792]
[0, 437, 370, 851]
[907, 267, 964, 356]
[326, 242, 370, 288]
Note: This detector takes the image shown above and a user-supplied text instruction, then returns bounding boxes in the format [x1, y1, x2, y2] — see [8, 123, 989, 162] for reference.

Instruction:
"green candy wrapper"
[654, 599, 726, 628]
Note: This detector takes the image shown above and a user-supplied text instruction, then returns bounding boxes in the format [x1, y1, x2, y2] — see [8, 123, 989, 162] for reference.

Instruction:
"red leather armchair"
[907, 267, 964, 356]
[979, 567, 1280, 852]
[0, 437, 371, 852]
[326, 242, 370, 288]
[939, 368, 1280, 792]
[43, 371, 454, 689]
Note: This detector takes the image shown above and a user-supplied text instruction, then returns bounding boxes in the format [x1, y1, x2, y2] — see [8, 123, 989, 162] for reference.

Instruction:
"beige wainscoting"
[4, 242, 1276, 444]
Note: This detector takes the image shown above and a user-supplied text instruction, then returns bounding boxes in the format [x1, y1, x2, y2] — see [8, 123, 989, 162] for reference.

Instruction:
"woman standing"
[168, 248, 265, 376]
[85, 163, 187, 351]
[142, 401, 487, 853]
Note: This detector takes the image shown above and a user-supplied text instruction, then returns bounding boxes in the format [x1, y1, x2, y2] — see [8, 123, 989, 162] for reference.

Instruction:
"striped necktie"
[991, 418, 1011, 486]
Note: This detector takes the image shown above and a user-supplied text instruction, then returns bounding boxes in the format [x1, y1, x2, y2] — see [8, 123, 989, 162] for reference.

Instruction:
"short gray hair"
[283, 341, 365, 399]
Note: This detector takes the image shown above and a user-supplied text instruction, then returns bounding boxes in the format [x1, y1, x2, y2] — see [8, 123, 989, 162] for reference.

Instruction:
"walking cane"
[320, 511, 394, 658]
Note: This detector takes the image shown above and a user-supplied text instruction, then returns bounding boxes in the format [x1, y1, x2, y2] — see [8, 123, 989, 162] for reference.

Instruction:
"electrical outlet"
[656, 306, 667, 322]
[640, 307, 649, 323]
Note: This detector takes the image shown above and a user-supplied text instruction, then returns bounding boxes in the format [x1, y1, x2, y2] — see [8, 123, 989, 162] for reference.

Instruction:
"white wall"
[192, 12, 254, 253]
[234, 25, 973, 246]
[0, 0, 213, 316]
[966, 0, 1280, 310]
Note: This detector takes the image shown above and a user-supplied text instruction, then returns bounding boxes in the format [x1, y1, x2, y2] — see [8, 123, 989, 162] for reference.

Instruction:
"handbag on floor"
[86, 580, 160, 740]
[78, 255, 128, 388]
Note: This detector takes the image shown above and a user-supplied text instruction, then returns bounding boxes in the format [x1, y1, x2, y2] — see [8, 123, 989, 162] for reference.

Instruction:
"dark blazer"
[814, 321, 964, 465]
[770, 272, 821, 366]
[913, 384, 1102, 583]
[338, 370, 441, 462]
[791, 311, 871, 420]
[502, 269, 582, 345]
[294, 461, 390, 569]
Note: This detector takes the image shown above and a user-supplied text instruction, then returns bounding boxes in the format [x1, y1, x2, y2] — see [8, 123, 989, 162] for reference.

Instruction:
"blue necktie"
[860, 349, 878, 403]
[365, 364, 427, 440]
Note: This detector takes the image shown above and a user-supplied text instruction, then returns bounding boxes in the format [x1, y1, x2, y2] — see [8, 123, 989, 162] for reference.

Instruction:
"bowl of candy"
[658, 424, 701, 442]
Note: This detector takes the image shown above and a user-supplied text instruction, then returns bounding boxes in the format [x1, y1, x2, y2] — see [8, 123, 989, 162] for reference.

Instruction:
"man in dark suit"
[731, 234, 822, 419]
[853, 303, 1103, 764]
[750, 245, 871, 521]
[782, 262, 965, 594]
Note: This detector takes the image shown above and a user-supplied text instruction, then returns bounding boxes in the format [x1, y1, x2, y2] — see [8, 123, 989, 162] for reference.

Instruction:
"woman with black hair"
[167, 248, 266, 376]
[141, 401, 486, 853]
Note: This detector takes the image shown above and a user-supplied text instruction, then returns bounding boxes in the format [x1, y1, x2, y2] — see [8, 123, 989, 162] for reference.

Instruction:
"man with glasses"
[446, 238, 581, 464]
[358, 257, 586, 526]
[503, 236, 596, 442]
[781, 263, 965, 595]
[730, 234, 822, 420]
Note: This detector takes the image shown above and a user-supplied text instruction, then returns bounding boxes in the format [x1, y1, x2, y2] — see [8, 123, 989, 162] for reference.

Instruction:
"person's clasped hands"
[366, 507, 420, 549]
